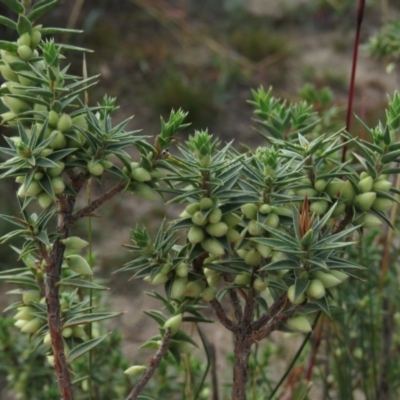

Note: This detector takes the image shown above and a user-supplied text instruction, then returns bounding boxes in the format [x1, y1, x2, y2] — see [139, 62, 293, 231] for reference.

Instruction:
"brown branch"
[126, 329, 172, 400]
[209, 299, 235, 332]
[242, 286, 255, 329]
[229, 289, 243, 324]
[251, 293, 287, 331]
[250, 305, 300, 343]
[45, 195, 77, 400]
[70, 181, 127, 225]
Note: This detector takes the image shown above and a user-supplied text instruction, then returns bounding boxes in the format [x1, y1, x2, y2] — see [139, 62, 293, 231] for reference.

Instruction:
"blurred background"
[1, 1, 400, 399]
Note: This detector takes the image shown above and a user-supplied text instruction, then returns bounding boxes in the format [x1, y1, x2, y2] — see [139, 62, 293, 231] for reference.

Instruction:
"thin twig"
[70, 181, 127, 225]
[126, 329, 172, 400]
[242, 286, 255, 330]
[251, 293, 287, 331]
[209, 299, 235, 332]
[341, 0, 365, 162]
[229, 289, 243, 324]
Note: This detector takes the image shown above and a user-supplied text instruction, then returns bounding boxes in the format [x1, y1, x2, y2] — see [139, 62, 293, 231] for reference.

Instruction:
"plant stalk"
[231, 333, 252, 400]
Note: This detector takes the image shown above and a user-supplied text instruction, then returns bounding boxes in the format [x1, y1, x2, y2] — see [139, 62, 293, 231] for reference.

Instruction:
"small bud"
[131, 167, 152, 182]
[201, 287, 216, 301]
[163, 314, 183, 334]
[208, 208, 222, 224]
[241, 203, 258, 219]
[188, 226, 205, 244]
[255, 243, 272, 258]
[247, 219, 265, 236]
[206, 221, 229, 237]
[192, 211, 208, 226]
[222, 212, 242, 227]
[31, 30, 42, 47]
[134, 183, 158, 201]
[47, 160, 65, 177]
[199, 197, 214, 210]
[62, 327, 73, 338]
[124, 365, 147, 377]
[313, 271, 342, 288]
[340, 180, 355, 201]
[160, 262, 173, 274]
[285, 315, 312, 333]
[37, 192, 53, 208]
[17, 45, 33, 61]
[288, 285, 306, 304]
[48, 110, 59, 127]
[330, 270, 349, 283]
[306, 279, 325, 299]
[259, 204, 272, 214]
[234, 273, 251, 285]
[57, 113, 73, 132]
[51, 177, 65, 194]
[358, 176, 373, 193]
[17, 32, 31, 47]
[184, 280, 204, 297]
[65, 255, 92, 275]
[244, 248, 261, 266]
[49, 130, 67, 149]
[176, 262, 189, 278]
[226, 228, 241, 243]
[170, 276, 188, 299]
[372, 179, 392, 192]
[265, 213, 280, 228]
[87, 160, 104, 176]
[310, 200, 329, 216]
[201, 238, 225, 257]
[355, 192, 377, 211]
[185, 203, 200, 215]
[300, 228, 313, 247]
[354, 213, 382, 228]
[22, 291, 39, 304]
[20, 317, 43, 334]
[372, 197, 393, 212]
[325, 179, 345, 198]
[314, 179, 327, 192]
[253, 277, 268, 291]
[61, 236, 89, 250]
[43, 332, 51, 346]
[23, 181, 42, 197]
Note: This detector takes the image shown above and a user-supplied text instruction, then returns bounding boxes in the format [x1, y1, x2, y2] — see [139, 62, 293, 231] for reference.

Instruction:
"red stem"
[342, 0, 365, 163]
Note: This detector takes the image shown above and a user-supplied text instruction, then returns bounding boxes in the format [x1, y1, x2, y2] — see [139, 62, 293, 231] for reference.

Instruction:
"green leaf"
[27, 0, 58, 22]
[0, 0, 24, 14]
[60, 278, 109, 290]
[0, 40, 18, 52]
[64, 312, 122, 328]
[312, 296, 330, 316]
[16, 14, 32, 35]
[261, 259, 301, 271]
[0, 15, 16, 29]
[294, 278, 309, 299]
[144, 310, 168, 326]
[67, 334, 108, 362]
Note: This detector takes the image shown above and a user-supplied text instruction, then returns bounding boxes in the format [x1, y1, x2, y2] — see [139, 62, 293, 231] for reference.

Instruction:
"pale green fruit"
[358, 176, 373, 193]
[203, 267, 216, 277]
[285, 315, 312, 333]
[1, 50, 20, 64]
[160, 262, 173, 274]
[47, 160, 65, 177]
[184, 280, 205, 297]
[340, 180, 355, 201]
[296, 187, 318, 197]
[6, 81, 28, 95]
[72, 114, 88, 130]
[62, 327, 73, 338]
[201, 238, 225, 256]
[241, 203, 258, 219]
[131, 167, 152, 182]
[222, 212, 242, 227]
[255, 243, 272, 258]
[17, 32, 31, 47]
[2, 96, 31, 113]
[355, 192, 377, 211]
[31, 30, 42, 47]
[101, 160, 113, 169]
[15, 175, 25, 183]
[206, 274, 220, 287]
[72, 326, 86, 338]
[360, 171, 368, 179]
[20, 317, 42, 334]
[355, 213, 382, 228]
[0, 64, 19, 81]
[188, 226, 205, 244]
[271, 206, 292, 217]
[150, 170, 166, 179]
[199, 154, 211, 168]
[48, 110, 59, 127]
[265, 213, 280, 228]
[14, 306, 34, 321]
[306, 279, 325, 299]
[325, 179, 345, 197]
[185, 202, 200, 215]
[247, 219, 264, 236]
[313, 271, 342, 288]
[124, 365, 147, 376]
[234, 273, 251, 285]
[43, 332, 51, 346]
[134, 183, 158, 201]
[14, 319, 27, 329]
[65, 255, 92, 275]
[34, 172, 44, 180]
[372, 197, 393, 212]
[199, 197, 214, 210]
[208, 208, 222, 224]
[61, 236, 89, 250]
[37, 193, 53, 208]
[17, 45, 32, 61]
[51, 177, 65, 194]
[163, 314, 183, 334]
[24, 180, 42, 196]
[40, 148, 53, 157]
[372, 179, 392, 192]
[49, 130, 67, 149]
[22, 291, 39, 303]
[236, 248, 248, 259]
[57, 113, 73, 132]
[310, 200, 329, 216]
[287, 285, 306, 304]
[176, 262, 189, 277]
[87, 160, 104, 176]
[150, 272, 169, 285]
[170, 276, 188, 299]
[206, 221, 228, 237]
[314, 179, 327, 192]
[1, 111, 17, 124]
[226, 228, 241, 243]
[253, 277, 268, 291]
[192, 211, 208, 226]
[259, 204, 272, 214]
[18, 71, 37, 86]
[244, 248, 261, 266]
[331, 202, 346, 217]
[201, 287, 216, 301]
[330, 270, 349, 282]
